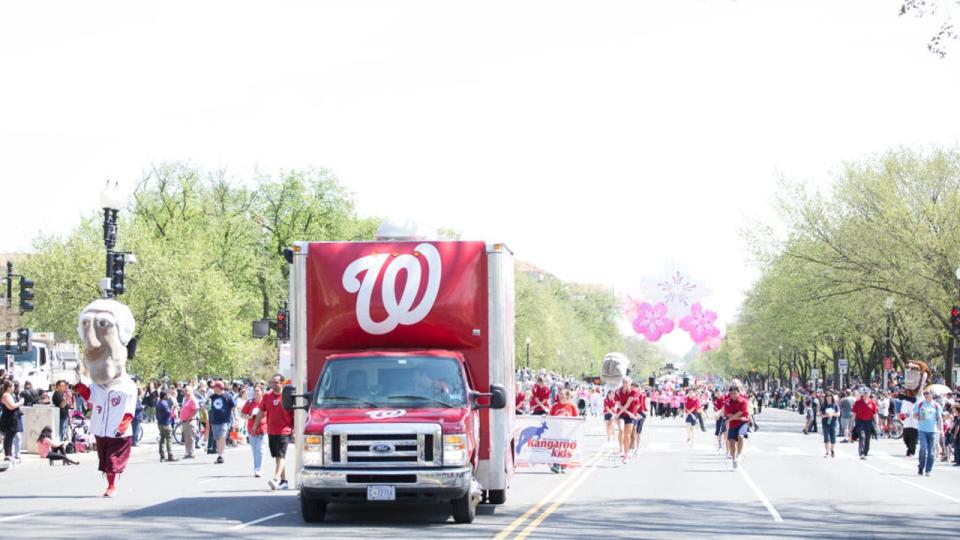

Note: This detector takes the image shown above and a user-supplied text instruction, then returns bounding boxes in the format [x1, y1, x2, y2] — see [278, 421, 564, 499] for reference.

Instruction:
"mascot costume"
[897, 360, 930, 457]
[74, 299, 138, 497]
[601, 352, 631, 391]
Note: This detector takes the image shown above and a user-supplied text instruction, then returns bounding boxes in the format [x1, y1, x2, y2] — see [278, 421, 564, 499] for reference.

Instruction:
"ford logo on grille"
[372, 443, 394, 454]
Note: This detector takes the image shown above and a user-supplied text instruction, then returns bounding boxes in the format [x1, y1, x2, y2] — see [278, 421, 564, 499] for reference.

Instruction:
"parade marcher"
[914, 389, 943, 476]
[549, 389, 579, 473]
[630, 382, 648, 456]
[255, 373, 295, 490]
[529, 376, 551, 416]
[74, 299, 139, 497]
[603, 390, 617, 443]
[713, 391, 728, 453]
[515, 383, 526, 415]
[723, 385, 750, 469]
[685, 389, 702, 445]
[614, 377, 638, 463]
[839, 391, 855, 443]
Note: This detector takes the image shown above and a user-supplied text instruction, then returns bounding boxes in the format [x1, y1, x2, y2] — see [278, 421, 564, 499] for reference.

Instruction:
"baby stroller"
[69, 410, 95, 453]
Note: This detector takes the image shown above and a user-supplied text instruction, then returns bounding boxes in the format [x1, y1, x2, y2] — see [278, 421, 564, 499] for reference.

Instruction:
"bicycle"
[879, 417, 903, 440]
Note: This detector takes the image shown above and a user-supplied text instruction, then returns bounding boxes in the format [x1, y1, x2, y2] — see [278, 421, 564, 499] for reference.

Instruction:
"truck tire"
[486, 489, 507, 505]
[451, 492, 476, 524]
[300, 496, 327, 523]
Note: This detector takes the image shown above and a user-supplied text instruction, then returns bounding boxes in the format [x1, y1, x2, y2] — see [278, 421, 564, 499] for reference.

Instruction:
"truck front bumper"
[300, 466, 473, 503]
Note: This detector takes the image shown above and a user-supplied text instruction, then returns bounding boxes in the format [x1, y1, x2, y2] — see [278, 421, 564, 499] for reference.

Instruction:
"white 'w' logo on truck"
[342, 243, 442, 335]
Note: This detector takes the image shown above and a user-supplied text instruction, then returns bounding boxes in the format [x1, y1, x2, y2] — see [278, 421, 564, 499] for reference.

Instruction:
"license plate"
[367, 485, 396, 501]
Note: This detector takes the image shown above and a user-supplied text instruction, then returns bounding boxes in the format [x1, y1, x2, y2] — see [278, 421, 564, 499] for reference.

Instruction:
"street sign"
[838, 358, 848, 369]
[811, 368, 818, 379]
[882, 357, 893, 371]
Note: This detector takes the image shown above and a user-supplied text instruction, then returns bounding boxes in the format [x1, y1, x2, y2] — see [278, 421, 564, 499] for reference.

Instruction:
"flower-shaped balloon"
[679, 303, 721, 343]
[631, 302, 675, 342]
[697, 335, 723, 352]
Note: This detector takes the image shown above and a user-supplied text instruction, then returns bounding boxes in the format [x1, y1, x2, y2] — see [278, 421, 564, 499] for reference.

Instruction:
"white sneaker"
[268, 478, 279, 490]
[279, 480, 289, 490]
[732, 458, 738, 469]
[254, 470, 262, 478]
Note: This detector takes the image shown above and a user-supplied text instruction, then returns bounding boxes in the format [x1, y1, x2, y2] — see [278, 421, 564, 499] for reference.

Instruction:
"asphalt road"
[2, 408, 959, 539]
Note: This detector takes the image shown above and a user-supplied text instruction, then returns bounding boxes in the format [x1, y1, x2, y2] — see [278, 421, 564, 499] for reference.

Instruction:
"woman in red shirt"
[529, 377, 552, 416]
[549, 390, 578, 473]
[684, 389, 702, 445]
[603, 390, 617, 443]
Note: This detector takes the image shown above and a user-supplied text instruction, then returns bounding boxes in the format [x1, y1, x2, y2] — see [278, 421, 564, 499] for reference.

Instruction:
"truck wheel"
[487, 489, 507, 505]
[300, 496, 327, 523]
[451, 492, 476, 524]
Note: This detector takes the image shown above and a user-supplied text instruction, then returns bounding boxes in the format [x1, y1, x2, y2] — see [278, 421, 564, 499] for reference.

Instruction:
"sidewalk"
[2, 422, 162, 472]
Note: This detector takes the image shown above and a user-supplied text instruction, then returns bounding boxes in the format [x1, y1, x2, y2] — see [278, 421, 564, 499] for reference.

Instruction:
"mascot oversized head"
[601, 352, 631, 390]
[77, 299, 135, 385]
[902, 360, 931, 399]
[76, 298, 138, 498]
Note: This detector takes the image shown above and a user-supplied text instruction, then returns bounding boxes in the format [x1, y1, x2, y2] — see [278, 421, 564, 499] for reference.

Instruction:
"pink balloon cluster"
[626, 298, 723, 351]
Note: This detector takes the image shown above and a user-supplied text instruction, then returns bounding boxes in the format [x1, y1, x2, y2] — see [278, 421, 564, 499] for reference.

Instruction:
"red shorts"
[95, 436, 133, 474]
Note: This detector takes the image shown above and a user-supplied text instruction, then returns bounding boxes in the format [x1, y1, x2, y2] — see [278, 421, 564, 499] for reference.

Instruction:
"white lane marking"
[646, 442, 671, 452]
[0, 513, 39, 523]
[778, 446, 806, 456]
[199, 479, 218, 484]
[862, 463, 960, 504]
[738, 466, 784, 522]
[230, 512, 286, 530]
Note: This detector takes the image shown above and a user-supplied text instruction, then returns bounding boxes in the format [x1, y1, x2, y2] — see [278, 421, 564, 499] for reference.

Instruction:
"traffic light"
[19, 276, 34, 313]
[276, 308, 289, 341]
[648, 376, 656, 387]
[951, 306, 960, 338]
[682, 376, 690, 388]
[17, 327, 30, 354]
[111, 252, 127, 295]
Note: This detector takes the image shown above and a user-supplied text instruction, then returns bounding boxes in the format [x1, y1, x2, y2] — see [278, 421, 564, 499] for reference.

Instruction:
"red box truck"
[281, 239, 515, 523]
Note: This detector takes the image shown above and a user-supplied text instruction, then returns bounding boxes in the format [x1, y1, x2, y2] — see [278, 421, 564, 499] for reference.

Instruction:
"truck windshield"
[10, 346, 38, 365]
[314, 355, 468, 409]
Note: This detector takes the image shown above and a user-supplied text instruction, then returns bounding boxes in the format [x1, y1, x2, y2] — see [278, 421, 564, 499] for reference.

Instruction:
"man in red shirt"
[529, 376, 551, 416]
[614, 377, 639, 463]
[723, 386, 750, 468]
[852, 390, 878, 460]
[684, 389, 702, 445]
[255, 373, 294, 490]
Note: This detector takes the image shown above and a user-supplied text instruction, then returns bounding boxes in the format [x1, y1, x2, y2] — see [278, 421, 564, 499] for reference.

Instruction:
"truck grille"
[323, 423, 442, 468]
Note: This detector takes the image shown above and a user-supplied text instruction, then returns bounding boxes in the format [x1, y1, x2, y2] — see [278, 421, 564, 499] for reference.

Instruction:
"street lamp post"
[884, 296, 894, 392]
[100, 183, 124, 298]
[525, 337, 531, 370]
[778, 345, 783, 388]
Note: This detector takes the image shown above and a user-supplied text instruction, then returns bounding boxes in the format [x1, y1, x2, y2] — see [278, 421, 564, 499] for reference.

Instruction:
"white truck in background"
[4, 332, 81, 390]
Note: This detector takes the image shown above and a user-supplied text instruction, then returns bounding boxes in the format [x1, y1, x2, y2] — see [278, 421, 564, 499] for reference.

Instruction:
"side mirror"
[252, 320, 271, 339]
[281, 384, 297, 410]
[282, 384, 312, 411]
[472, 384, 507, 410]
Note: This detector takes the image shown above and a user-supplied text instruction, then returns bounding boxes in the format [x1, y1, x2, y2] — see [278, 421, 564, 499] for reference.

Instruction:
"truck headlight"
[443, 433, 468, 466]
[303, 435, 323, 467]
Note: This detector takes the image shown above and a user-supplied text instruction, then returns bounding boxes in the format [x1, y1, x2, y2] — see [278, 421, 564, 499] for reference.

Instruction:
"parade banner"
[514, 416, 585, 467]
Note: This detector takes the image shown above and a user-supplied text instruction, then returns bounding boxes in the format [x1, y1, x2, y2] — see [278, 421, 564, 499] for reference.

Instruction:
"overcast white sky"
[2, 1, 958, 354]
